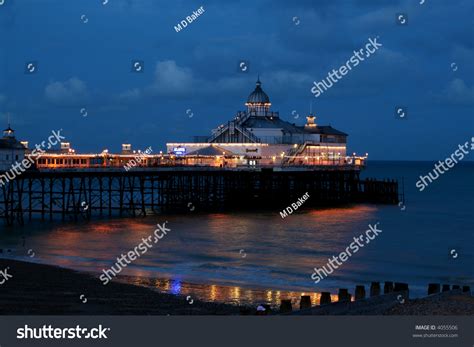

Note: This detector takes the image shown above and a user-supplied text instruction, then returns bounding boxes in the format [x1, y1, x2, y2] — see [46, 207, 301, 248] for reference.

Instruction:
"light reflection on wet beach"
[120, 275, 341, 308]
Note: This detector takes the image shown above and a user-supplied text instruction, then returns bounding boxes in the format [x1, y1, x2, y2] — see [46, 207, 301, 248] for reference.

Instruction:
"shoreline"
[0, 258, 240, 315]
[1, 258, 473, 315]
[112, 273, 338, 309]
[0, 255, 337, 311]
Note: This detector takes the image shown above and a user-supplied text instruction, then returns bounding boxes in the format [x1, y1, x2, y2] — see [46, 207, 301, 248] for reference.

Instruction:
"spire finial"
[3, 113, 14, 138]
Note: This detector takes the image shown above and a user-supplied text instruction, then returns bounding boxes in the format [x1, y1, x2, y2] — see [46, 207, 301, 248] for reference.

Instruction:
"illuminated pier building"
[167, 78, 365, 168]
[0, 125, 27, 171]
[14, 78, 366, 170]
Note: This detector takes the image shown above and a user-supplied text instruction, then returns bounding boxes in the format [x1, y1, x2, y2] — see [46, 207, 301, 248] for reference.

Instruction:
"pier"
[0, 77, 404, 227]
[0, 167, 399, 226]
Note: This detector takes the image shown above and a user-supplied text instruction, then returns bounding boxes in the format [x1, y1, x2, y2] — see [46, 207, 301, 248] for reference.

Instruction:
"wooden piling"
[428, 283, 440, 295]
[300, 295, 311, 310]
[370, 282, 381, 297]
[394, 283, 409, 298]
[384, 281, 394, 294]
[338, 288, 351, 302]
[355, 285, 365, 300]
[280, 299, 292, 313]
[320, 292, 331, 305]
[394, 282, 406, 292]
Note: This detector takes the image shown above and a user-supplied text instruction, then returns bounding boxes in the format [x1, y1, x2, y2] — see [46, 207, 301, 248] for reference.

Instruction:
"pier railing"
[31, 152, 366, 171]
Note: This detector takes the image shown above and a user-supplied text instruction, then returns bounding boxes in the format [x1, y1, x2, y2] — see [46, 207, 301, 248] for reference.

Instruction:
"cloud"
[147, 60, 195, 96]
[121, 60, 311, 101]
[265, 70, 312, 87]
[443, 78, 474, 105]
[377, 47, 408, 65]
[44, 77, 89, 105]
[118, 88, 141, 102]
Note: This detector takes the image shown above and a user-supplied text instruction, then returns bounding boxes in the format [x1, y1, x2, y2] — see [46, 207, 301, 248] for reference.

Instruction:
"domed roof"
[246, 78, 270, 104]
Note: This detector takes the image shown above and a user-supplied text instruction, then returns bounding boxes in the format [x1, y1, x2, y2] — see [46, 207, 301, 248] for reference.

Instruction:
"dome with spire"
[3, 124, 15, 138]
[0, 124, 26, 150]
[246, 78, 270, 105]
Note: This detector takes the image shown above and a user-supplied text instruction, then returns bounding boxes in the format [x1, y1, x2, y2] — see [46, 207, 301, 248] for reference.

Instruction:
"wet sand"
[0, 259, 240, 315]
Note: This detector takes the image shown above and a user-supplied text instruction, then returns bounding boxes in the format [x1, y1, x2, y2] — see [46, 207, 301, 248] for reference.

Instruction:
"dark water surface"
[0, 161, 472, 307]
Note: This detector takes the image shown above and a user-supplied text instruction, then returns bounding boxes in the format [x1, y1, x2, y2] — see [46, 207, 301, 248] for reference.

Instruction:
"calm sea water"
[0, 161, 472, 307]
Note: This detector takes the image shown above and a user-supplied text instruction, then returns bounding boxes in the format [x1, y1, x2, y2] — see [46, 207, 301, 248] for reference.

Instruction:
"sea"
[0, 161, 472, 308]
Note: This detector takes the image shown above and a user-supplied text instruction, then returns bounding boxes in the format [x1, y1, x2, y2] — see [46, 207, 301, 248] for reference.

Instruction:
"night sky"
[0, 0, 472, 160]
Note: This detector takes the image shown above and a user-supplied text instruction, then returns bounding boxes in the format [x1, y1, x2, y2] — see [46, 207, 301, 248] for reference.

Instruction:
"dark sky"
[0, 0, 473, 160]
